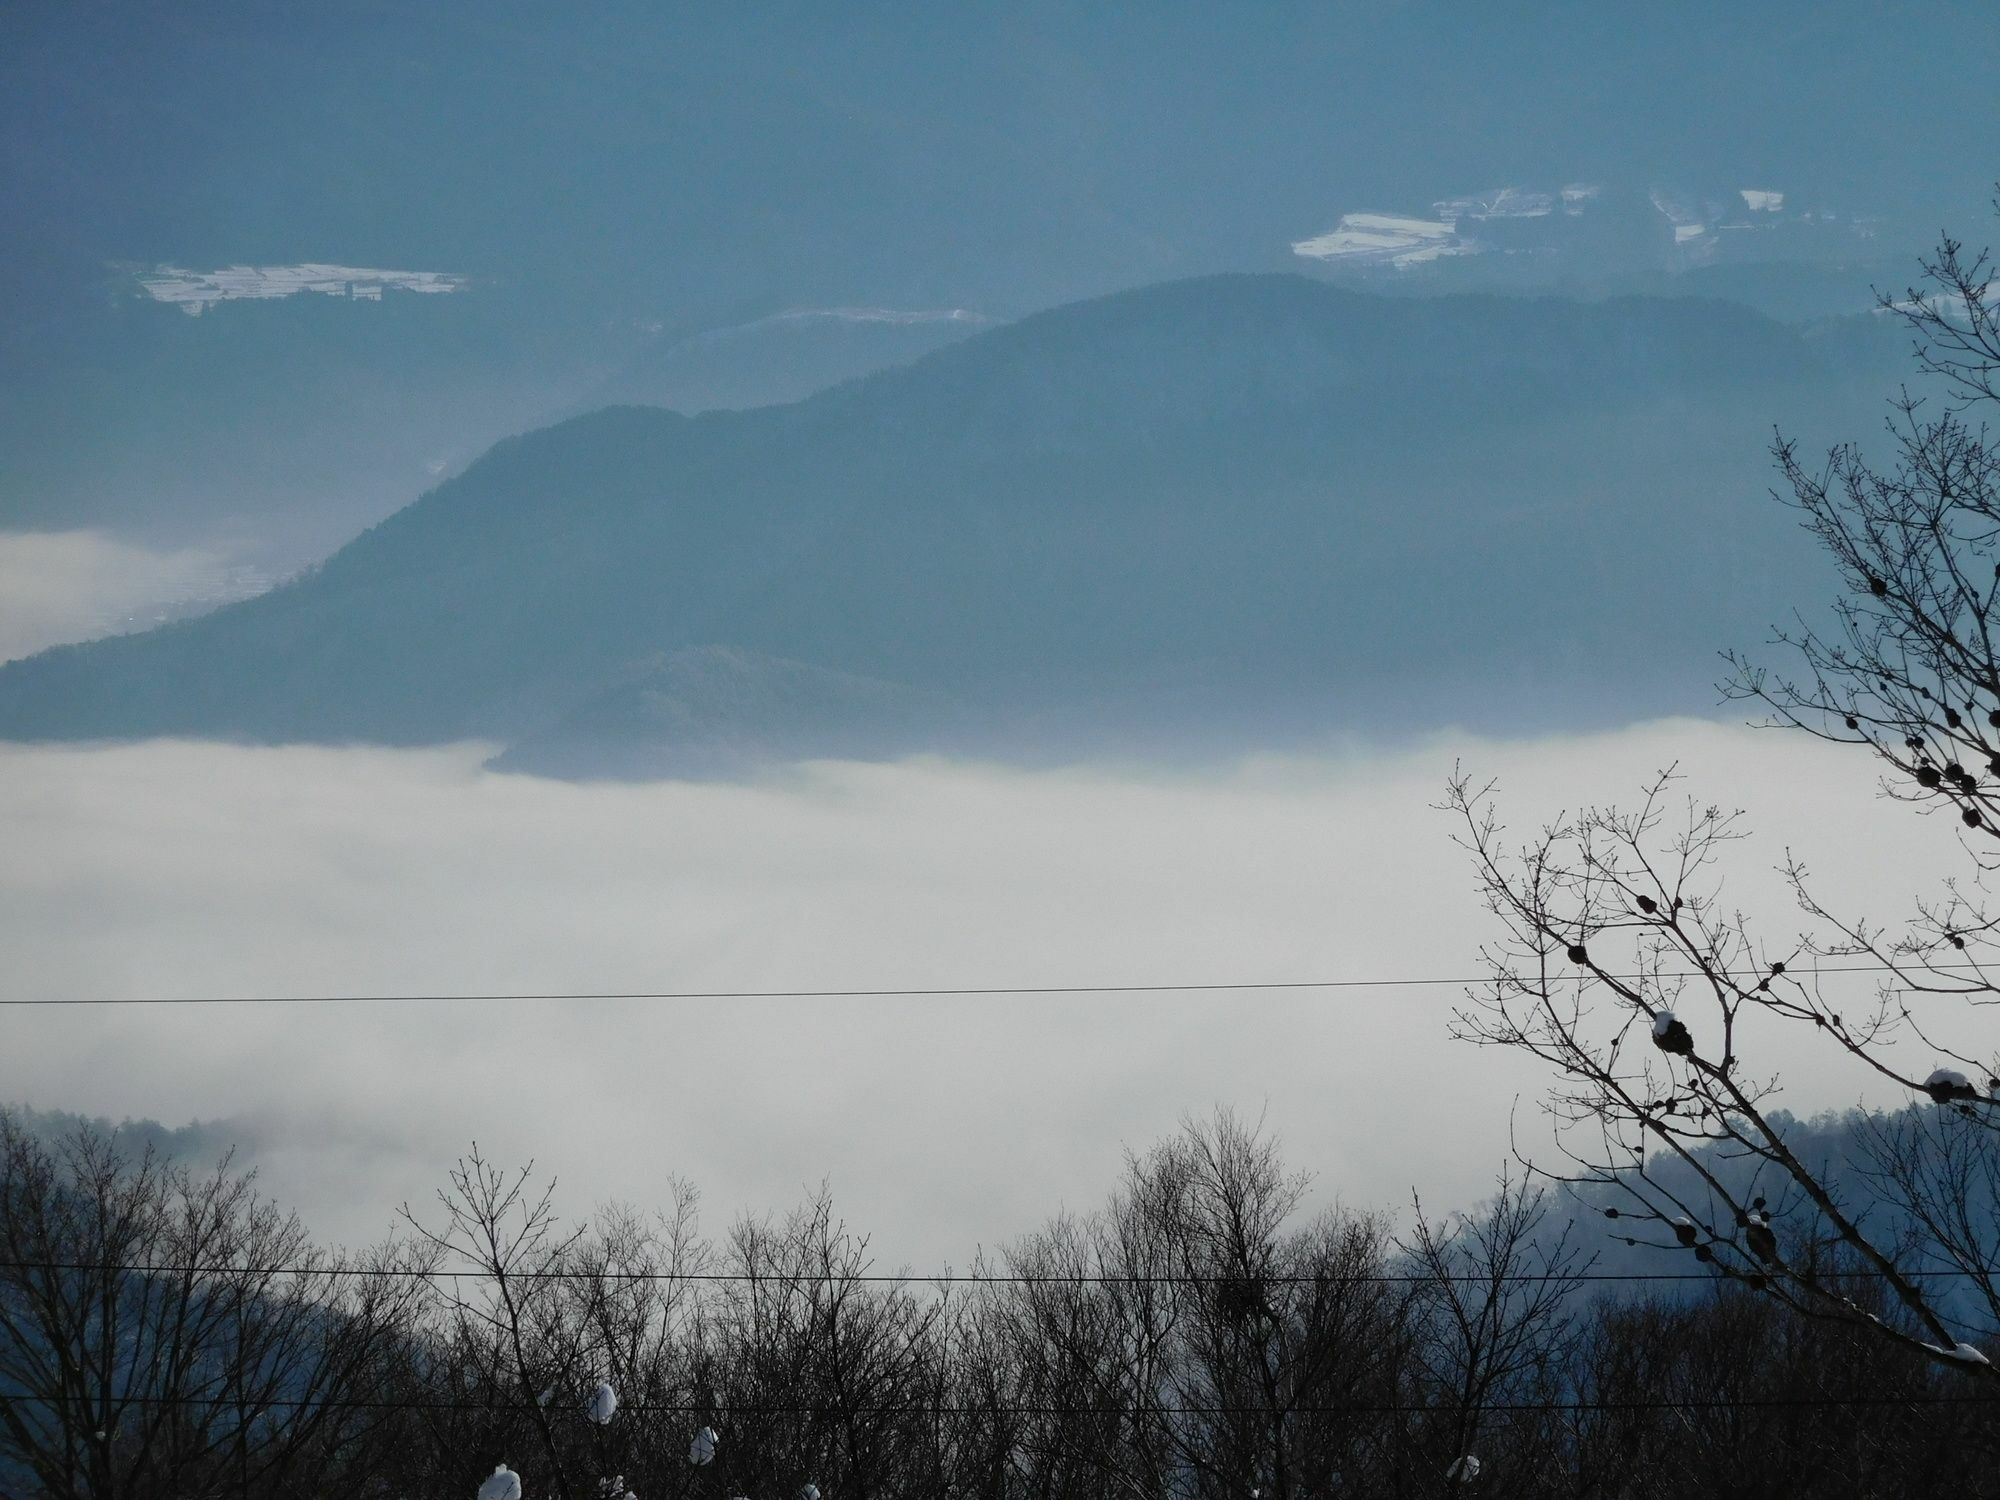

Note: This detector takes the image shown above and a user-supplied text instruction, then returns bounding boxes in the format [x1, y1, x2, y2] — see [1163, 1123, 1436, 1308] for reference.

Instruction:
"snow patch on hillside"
[770, 307, 990, 329]
[1435, 187, 1553, 221]
[1291, 214, 1469, 268]
[136, 263, 467, 316]
[1295, 178, 1870, 276]
[1876, 280, 1999, 320]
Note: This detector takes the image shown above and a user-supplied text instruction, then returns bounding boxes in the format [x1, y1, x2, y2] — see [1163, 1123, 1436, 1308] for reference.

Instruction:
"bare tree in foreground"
[397, 1146, 598, 1500]
[983, 1110, 1415, 1500]
[1445, 200, 2000, 1381]
[1398, 1172, 1589, 1497]
[6, 1110, 1995, 1496]
[0, 1109, 420, 1499]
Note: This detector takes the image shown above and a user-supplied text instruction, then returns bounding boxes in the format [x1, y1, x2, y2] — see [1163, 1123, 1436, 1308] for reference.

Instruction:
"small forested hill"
[1554, 1106, 2000, 1321]
[0, 275, 1905, 767]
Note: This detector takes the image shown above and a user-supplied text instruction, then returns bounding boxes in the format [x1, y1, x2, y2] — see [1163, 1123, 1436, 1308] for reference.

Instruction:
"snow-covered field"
[767, 306, 990, 328]
[1291, 213, 1469, 268]
[137, 263, 467, 315]
[1295, 179, 1853, 270]
[1434, 186, 1554, 221]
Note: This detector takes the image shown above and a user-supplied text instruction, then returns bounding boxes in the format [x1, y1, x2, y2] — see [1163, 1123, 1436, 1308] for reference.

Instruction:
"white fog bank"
[0, 722, 1964, 1265]
[0, 530, 268, 663]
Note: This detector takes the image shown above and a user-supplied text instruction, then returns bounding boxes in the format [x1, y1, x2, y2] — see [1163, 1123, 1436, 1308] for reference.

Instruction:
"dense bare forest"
[3, 1107, 1994, 1500]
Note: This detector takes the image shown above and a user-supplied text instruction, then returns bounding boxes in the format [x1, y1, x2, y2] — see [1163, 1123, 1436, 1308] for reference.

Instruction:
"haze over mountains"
[0, 274, 1912, 772]
[5, 1, 1996, 770]
[7, 0, 1995, 564]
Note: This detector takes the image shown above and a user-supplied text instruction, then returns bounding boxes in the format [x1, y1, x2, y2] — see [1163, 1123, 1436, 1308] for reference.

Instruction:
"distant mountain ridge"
[584, 306, 996, 416]
[0, 274, 1912, 771]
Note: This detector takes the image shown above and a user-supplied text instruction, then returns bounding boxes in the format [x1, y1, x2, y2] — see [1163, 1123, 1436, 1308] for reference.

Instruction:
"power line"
[0, 960, 1986, 1006]
[0, 1260, 1991, 1286]
[5, 1393, 1997, 1416]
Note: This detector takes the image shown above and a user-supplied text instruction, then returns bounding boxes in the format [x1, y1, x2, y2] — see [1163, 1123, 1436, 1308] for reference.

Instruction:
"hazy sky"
[0, 720, 1963, 1267]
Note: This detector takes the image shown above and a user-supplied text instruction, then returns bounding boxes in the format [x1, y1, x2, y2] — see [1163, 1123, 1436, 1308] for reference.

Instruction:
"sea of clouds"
[0, 718, 1970, 1269]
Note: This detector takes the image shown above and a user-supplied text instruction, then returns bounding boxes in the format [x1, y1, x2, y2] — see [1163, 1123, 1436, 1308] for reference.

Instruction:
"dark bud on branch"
[1924, 1068, 1980, 1103]
[1214, 1275, 1269, 1324]
[1745, 1217, 1780, 1266]
[1652, 1014, 1694, 1056]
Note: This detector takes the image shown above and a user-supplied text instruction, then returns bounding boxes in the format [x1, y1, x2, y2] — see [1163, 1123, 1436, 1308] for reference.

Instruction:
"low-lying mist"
[0, 529, 268, 663]
[0, 719, 1945, 1265]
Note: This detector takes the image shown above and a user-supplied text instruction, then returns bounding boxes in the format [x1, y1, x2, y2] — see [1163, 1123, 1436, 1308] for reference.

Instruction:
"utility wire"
[0, 1261, 1991, 1286]
[5, 1393, 1998, 1416]
[0, 960, 1989, 1006]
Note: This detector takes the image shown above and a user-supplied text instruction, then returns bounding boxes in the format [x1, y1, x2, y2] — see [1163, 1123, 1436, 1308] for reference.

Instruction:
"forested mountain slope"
[0, 276, 1906, 769]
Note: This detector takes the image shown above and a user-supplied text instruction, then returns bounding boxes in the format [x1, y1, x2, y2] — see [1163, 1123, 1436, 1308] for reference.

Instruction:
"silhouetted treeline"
[2, 1107, 1995, 1499]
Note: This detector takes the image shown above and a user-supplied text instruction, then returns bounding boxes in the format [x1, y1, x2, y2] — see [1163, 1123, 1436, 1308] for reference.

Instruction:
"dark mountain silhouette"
[1551, 1105, 1999, 1330]
[0, 275, 1909, 770]
[4, 1102, 254, 1171]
